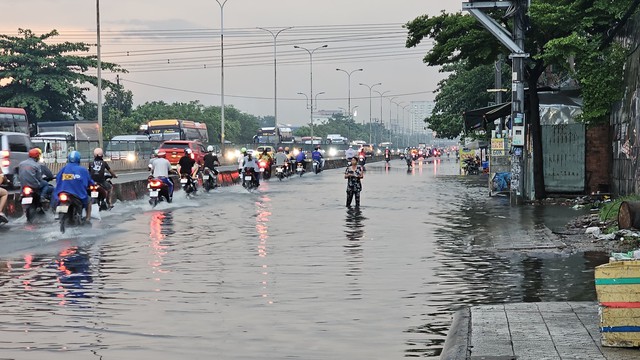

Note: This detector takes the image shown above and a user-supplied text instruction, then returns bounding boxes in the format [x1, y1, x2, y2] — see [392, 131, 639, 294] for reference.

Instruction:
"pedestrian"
[344, 156, 364, 207]
[0, 172, 8, 223]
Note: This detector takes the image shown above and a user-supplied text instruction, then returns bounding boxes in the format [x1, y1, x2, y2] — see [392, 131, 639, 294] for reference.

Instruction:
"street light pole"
[258, 26, 293, 136]
[96, 0, 103, 149]
[216, 0, 229, 153]
[402, 104, 411, 146]
[374, 90, 390, 142]
[294, 44, 328, 147]
[359, 82, 381, 144]
[336, 68, 363, 121]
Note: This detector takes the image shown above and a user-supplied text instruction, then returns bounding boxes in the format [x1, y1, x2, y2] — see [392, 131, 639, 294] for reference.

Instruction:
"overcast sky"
[1, 0, 463, 127]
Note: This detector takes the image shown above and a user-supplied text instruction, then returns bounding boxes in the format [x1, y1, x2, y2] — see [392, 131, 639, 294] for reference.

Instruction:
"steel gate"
[541, 124, 586, 193]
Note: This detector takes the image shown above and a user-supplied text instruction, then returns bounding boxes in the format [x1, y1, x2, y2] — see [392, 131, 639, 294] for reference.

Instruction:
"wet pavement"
[0, 159, 615, 359]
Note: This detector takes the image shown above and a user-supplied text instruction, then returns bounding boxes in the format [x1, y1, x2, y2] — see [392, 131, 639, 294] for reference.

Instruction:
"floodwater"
[0, 159, 607, 359]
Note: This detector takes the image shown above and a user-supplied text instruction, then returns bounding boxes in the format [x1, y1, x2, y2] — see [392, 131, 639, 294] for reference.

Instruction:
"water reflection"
[55, 247, 93, 304]
[256, 195, 272, 304]
[344, 207, 366, 300]
[149, 211, 173, 276]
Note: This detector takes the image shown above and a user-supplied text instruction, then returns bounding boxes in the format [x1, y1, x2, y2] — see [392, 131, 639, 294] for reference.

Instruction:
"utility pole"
[463, 0, 529, 204]
[96, 0, 103, 149]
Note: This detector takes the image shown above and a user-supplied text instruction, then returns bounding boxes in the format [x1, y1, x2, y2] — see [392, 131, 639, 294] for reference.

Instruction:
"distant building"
[410, 101, 435, 134]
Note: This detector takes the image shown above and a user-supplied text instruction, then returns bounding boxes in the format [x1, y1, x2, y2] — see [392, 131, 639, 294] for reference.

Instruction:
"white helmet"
[185, 148, 193, 154]
[207, 145, 214, 152]
[93, 148, 103, 157]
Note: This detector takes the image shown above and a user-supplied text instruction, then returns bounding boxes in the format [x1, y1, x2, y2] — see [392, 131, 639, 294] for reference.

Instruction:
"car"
[0, 132, 34, 189]
[158, 140, 206, 170]
[361, 144, 374, 156]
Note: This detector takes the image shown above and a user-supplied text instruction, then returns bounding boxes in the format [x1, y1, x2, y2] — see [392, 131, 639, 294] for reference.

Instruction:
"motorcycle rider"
[0, 172, 8, 223]
[311, 146, 324, 171]
[54, 151, 95, 223]
[384, 147, 391, 163]
[258, 148, 273, 179]
[344, 156, 364, 207]
[150, 151, 174, 198]
[237, 147, 248, 174]
[295, 148, 306, 173]
[203, 145, 221, 175]
[178, 148, 199, 192]
[242, 151, 260, 187]
[89, 148, 118, 209]
[345, 145, 356, 161]
[273, 147, 289, 174]
[18, 148, 54, 201]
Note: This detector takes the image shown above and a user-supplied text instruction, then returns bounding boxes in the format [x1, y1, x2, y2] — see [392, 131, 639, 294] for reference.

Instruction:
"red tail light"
[190, 153, 195, 160]
[89, 185, 98, 191]
[59, 193, 69, 202]
[22, 186, 33, 196]
[149, 179, 162, 187]
[259, 161, 267, 168]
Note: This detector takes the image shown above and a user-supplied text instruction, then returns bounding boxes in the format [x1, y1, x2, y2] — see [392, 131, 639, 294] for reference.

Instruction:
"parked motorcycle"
[463, 158, 480, 175]
[56, 192, 86, 233]
[148, 176, 172, 208]
[202, 167, 218, 192]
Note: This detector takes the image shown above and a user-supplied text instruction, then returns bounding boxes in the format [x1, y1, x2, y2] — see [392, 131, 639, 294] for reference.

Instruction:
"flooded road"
[0, 159, 607, 359]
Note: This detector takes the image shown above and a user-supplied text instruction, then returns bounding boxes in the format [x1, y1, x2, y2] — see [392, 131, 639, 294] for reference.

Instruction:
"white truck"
[326, 134, 347, 144]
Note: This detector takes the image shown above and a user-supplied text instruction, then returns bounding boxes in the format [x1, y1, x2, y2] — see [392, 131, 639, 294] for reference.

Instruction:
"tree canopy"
[0, 29, 124, 121]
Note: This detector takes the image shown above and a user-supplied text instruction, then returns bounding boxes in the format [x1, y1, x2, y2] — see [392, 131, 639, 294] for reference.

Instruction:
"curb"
[440, 308, 471, 360]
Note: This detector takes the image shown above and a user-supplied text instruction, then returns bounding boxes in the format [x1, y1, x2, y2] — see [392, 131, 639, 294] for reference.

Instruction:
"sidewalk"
[441, 302, 640, 359]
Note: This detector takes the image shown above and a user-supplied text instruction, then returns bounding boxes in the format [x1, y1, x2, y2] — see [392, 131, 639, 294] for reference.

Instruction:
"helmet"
[185, 148, 192, 154]
[278, 147, 283, 151]
[207, 145, 214, 152]
[348, 145, 353, 148]
[157, 151, 166, 158]
[241, 147, 247, 153]
[28, 148, 42, 159]
[68, 151, 81, 163]
[93, 147, 103, 157]
[284, 147, 289, 151]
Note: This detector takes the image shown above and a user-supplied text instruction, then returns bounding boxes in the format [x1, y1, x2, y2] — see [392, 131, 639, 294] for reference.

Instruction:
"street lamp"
[294, 44, 328, 148]
[96, 0, 103, 149]
[359, 82, 381, 144]
[336, 68, 363, 121]
[402, 103, 411, 146]
[373, 90, 389, 142]
[216, 0, 229, 152]
[257, 26, 293, 139]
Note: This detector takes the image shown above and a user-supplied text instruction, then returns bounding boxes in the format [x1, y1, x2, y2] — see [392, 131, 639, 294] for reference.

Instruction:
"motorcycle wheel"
[203, 181, 211, 192]
[60, 213, 67, 233]
[25, 206, 35, 224]
[149, 197, 159, 208]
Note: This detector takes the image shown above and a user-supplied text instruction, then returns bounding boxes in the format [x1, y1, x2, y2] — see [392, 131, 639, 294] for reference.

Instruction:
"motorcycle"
[180, 174, 197, 196]
[21, 185, 50, 223]
[399, 153, 406, 160]
[296, 162, 305, 177]
[56, 192, 86, 233]
[242, 168, 258, 190]
[357, 155, 366, 171]
[202, 167, 218, 192]
[89, 174, 113, 212]
[275, 165, 286, 181]
[258, 159, 272, 180]
[312, 158, 323, 174]
[148, 176, 172, 208]
[406, 157, 413, 170]
[463, 158, 480, 175]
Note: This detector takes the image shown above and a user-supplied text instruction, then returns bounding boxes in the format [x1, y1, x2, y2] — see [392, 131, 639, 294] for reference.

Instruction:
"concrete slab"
[442, 302, 640, 360]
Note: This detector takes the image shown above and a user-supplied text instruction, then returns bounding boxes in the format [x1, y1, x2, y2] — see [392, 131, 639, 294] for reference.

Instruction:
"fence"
[30, 139, 163, 164]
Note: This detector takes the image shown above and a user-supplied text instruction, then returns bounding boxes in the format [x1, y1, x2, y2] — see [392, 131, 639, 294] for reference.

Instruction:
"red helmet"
[28, 148, 42, 159]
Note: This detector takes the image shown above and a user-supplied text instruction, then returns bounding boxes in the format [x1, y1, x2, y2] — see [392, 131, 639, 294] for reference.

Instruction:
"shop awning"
[463, 102, 510, 132]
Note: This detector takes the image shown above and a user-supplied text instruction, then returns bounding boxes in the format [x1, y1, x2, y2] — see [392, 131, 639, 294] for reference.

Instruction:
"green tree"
[427, 61, 504, 139]
[405, 1, 639, 198]
[0, 29, 124, 121]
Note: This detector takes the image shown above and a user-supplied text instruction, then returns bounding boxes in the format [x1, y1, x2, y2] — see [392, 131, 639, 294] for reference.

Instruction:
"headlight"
[293, 148, 300, 156]
[226, 150, 238, 161]
[328, 148, 337, 157]
[376, 149, 381, 154]
[126, 153, 136, 162]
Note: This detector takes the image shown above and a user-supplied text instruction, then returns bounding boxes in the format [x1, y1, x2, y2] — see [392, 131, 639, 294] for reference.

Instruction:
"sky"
[0, 0, 464, 127]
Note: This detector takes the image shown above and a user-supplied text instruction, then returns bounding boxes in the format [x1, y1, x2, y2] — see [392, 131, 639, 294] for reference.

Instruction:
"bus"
[139, 119, 209, 143]
[0, 107, 30, 134]
[253, 127, 279, 144]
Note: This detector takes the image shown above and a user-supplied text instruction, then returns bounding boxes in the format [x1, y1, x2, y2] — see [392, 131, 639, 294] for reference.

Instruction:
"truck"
[326, 134, 347, 144]
[35, 121, 101, 158]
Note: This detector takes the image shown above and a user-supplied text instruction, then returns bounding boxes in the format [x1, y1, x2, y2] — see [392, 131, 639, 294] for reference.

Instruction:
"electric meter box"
[512, 126, 525, 146]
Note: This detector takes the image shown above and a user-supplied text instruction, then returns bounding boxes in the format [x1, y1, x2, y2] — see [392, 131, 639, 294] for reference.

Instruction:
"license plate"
[180, 178, 188, 184]
[21, 197, 33, 205]
[91, 191, 99, 198]
[57, 205, 69, 213]
[149, 190, 159, 198]
[276, 168, 283, 173]
[260, 168, 265, 172]
[244, 176, 252, 181]
[203, 175, 210, 180]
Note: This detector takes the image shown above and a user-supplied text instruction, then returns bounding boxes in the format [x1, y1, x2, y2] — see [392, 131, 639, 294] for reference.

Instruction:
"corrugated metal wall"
[542, 124, 585, 193]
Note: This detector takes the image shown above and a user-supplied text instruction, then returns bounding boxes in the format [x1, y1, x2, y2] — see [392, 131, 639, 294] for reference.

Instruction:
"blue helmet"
[68, 150, 81, 163]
